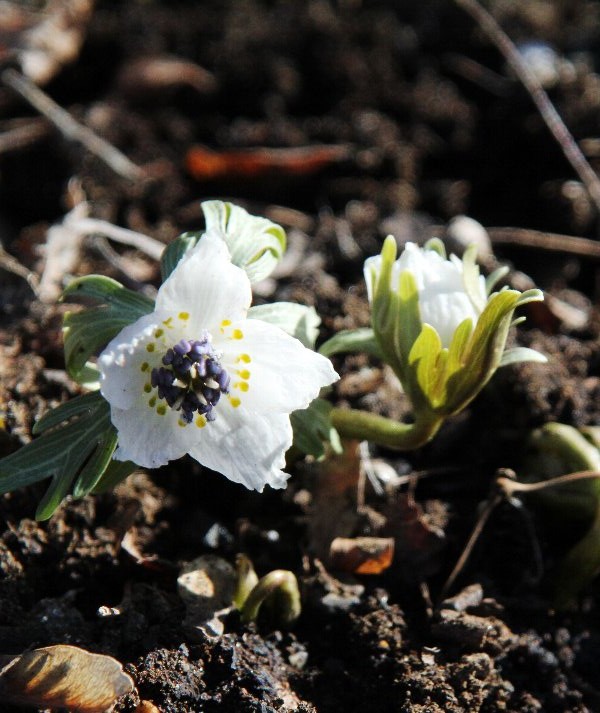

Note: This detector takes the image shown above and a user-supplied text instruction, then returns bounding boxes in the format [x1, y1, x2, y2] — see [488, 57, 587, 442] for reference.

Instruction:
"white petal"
[155, 230, 252, 334]
[111, 403, 195, 469]
[99, 312, 173, 410]
[218, 318, 338, 414]
[188, 405, 292, 490]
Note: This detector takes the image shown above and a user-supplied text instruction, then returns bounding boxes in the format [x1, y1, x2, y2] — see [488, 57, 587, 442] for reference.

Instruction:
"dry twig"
[1, 67, 145, 181]
[454, 0, 600, 218]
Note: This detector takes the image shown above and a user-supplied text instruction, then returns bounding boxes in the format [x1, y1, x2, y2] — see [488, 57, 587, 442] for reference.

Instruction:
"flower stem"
[330, 408, 443, 450]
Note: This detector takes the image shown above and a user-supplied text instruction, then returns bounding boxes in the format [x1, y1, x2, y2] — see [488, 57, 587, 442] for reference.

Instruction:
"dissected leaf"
[0, 392, 118, 520]
[0, 644, 133, 712]
[290, 398, 342, 459]
[160, 231, 200, 281]
[62, 275, 154, 383]
[318, 327, 382, 359]
[248, 302, 321, 349]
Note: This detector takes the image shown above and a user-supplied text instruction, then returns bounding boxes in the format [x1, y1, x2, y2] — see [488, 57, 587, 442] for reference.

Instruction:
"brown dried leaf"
[0, 644, 133, 712]
[329, 536, 395, 575]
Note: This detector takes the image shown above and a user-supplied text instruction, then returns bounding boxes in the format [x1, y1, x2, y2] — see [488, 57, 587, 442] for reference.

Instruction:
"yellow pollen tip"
[236, 353, 251, 363]
[141, 362, 149, 372]
[237, 369, 250, 380]
[163, 317, 173, 327]
[234, 381, 249, 392]
[221, 319, 232, 327]
[195, 415, 207, 428]
[144, 383, 152, 393]
[229, 396, 241, 408]
[232, 329, 243, 340]
[178, 418, 187, 427]
[146, 343, 155, 352]
[154, 328, 164, 338]
[157, 404, 167, 415]
[149, 396, 157, 407]
[179, 312, 189, 321]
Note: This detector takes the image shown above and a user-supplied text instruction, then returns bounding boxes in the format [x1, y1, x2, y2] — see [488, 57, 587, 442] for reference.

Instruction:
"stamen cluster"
[151, 337, 230, 423]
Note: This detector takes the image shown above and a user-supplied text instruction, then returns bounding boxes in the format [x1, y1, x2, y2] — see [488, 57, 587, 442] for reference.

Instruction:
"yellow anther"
[157, 404, 167, 415]
[141, 362, 149, 372]
[144, 383, 152, 393]
[234, 381, 249, 392]
[232, 329, 243, 340]
[149, 396, 157, 408]
[179, 312, 189, 321]
[229, 396, 241, 408]
[195, 415, 207, 428]
[154, 328, 164, 338]
[163, 317, 173, 327]
[146, 343, 155, 352]
[237, 369, 250, 380]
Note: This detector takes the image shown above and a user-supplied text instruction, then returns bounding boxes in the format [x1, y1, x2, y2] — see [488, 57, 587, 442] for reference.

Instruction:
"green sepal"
[499, 347, 548, 367]
[0, 392, 118, 520]
[62, 276, 154, 383]
[407, 324, 444, 410]
[160, 231, 200, 280]
[290, 398, 342, 459]
[248, 302, 320, 349]
[442, 289, 527, 415]
[202, 200, 286, 283]
[485, 265, 510, 294]
[318, 328, 382, 359]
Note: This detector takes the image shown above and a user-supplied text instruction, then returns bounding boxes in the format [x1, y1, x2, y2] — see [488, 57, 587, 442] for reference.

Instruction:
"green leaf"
[202, 200, 286, 283]
[318, 328, 382, 359]
[499, 347, 548, 367]
[290, 398, 342, 459]
[248, 302, 321, 349]
[0, 392, 118, 520]
[91, 459, 137, 493]
[62, 276, 154, 382]
[160, 231, 201, 280]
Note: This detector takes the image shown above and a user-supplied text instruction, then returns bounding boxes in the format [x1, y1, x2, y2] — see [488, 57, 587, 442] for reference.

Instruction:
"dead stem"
[1, 68, 145, 182]
[454, 0, 600, 218]
[497, 470, 600, 498]
[439, 492, 503, 601]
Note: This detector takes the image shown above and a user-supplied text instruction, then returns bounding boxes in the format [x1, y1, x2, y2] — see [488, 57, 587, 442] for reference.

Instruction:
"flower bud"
[364, 236, 545, 420]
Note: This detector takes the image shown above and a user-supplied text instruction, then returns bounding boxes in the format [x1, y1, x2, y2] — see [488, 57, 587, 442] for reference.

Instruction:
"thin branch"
[439, 492, 503, 600]
[497, 469, 600, 498]
[454, 0, 600, 216]
[76, 218, 164, 260]
[1, 68, 145, 182]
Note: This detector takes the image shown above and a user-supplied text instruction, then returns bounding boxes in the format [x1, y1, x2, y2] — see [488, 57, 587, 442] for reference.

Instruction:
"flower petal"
[217, 319, 339, 414]
[99, 312, 173, 410]
[188, 405, 292, 490]
[155, 230, 252, 334]
[111, 403, 194, 469]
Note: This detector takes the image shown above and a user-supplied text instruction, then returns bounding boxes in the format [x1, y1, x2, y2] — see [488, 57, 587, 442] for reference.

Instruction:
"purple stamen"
[148, 334, 231, 425]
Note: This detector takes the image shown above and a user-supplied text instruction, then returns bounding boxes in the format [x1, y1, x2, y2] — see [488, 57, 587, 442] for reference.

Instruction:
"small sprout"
[233, 553, 259, 610]
[240, 569, 302, 627]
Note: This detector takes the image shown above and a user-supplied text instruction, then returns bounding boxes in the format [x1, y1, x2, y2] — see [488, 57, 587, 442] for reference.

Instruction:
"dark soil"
[2, 1, 600, 711]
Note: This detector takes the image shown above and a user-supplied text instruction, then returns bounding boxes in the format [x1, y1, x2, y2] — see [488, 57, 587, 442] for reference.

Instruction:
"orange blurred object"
[186, 144, 351, 180]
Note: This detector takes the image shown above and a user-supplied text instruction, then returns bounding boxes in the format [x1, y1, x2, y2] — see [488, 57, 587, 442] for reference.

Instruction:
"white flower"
[364, 241, 487, 347]
[98, 231, 338, 491]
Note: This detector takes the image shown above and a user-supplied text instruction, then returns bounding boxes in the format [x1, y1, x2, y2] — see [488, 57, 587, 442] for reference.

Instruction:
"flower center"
[150, 336, 230, 424]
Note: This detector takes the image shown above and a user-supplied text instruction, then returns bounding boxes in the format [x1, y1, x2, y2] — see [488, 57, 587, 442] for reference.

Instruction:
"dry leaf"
[329, 536, 395, 575]
[0, 644, 133, 712]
